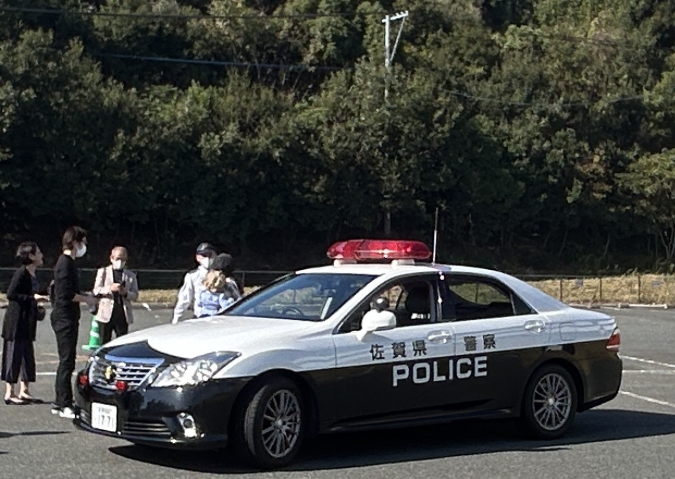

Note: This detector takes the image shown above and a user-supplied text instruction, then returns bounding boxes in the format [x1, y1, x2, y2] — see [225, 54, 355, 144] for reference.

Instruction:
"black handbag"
[36, 305, 46, 322]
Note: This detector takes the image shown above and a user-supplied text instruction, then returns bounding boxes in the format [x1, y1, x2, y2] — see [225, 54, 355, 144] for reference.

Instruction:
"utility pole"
[382, 10, 408, 102]
[382, 10, 408, 236]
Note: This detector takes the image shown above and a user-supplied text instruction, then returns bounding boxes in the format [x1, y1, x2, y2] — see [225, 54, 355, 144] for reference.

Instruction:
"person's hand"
[34, 294, 49, 302]
[85, 295, 98, 306]
[110, 283, 121, 293]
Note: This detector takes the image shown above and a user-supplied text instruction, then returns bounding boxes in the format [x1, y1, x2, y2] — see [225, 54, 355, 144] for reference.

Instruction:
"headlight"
[151, 352, 240, 388]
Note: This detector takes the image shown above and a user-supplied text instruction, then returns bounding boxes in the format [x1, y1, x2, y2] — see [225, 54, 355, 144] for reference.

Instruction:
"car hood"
[104, 315, 318, 359]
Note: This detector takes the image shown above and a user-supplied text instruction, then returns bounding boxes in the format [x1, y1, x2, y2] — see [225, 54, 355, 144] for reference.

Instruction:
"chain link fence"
[1, 268, 673, 305]
[519, 274, 674, 305]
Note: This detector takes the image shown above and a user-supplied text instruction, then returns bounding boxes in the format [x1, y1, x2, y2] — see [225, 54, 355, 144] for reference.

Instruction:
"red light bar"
[327, 239, 431, 261]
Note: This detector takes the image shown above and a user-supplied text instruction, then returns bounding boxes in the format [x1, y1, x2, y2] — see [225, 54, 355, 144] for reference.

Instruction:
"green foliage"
[0, 0, 674, 272]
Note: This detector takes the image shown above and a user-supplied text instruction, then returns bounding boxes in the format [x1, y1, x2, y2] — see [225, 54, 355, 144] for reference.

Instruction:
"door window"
[338, 278, 438, 333]
[445, 276, 533, 321]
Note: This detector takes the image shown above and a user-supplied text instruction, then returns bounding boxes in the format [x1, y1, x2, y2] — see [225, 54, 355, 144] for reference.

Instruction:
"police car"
[73, 239, 622, 469]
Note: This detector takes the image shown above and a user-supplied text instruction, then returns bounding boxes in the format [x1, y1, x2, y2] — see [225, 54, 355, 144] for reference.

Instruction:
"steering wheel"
[282, 306, 305, 317]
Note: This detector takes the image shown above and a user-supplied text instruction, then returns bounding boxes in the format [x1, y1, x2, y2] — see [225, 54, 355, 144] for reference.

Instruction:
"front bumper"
[74, 374, 251, 449]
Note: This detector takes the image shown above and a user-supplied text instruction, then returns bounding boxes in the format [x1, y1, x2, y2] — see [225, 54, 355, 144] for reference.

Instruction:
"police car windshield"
[224, 273, 377, 321]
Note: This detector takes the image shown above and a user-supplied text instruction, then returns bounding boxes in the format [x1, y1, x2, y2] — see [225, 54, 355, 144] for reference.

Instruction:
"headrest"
[405, 286, 430, 314]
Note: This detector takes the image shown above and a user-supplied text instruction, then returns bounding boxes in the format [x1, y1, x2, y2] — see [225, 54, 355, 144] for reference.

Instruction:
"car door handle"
[427, 331, 452, 343]
[524, 320, 545, 333]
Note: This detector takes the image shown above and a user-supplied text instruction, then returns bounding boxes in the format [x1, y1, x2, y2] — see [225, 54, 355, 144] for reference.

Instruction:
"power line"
[0, 6, 378, 20]
[0, 5, 657, 50]
[446, 90, 644, 108]
[96, 53, 645, 103]
[98, 53, 349, 71]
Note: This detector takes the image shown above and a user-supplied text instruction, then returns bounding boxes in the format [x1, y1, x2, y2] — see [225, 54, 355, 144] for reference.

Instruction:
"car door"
[331, 274, 458, 422]
[442, 273, 549, 410]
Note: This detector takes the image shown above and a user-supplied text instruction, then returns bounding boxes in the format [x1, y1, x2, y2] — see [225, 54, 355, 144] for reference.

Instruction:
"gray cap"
[196, 242, 217, 255]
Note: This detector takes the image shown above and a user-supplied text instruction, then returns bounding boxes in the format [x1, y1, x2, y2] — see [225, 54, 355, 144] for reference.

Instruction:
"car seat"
[398, 285, 431, 326]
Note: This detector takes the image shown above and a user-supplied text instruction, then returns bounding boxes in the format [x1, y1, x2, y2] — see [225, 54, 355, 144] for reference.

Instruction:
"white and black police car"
[74, 239, 622, 469]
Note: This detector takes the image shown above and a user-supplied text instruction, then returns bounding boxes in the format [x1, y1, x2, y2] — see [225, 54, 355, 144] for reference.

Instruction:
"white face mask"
[198, 257, 212, 269]
[75, 244, 87, 258]
[112, 259, 126, 270]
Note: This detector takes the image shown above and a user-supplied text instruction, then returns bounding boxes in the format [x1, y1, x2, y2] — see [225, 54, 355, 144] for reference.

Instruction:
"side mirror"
[356, 305, 396, 341]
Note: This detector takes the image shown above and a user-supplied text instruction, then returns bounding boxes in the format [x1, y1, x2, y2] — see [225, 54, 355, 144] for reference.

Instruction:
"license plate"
[91, 403, 117, 432]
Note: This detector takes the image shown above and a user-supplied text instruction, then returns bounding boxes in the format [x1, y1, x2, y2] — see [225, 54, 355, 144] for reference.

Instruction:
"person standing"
[93, 246, 139, 344]
[197, 270, 237, 318]
[210, 253, 242, 303]
[2, 242, 49, 405]
[172, 242, 217, 323]
[50, 226, 97, 419]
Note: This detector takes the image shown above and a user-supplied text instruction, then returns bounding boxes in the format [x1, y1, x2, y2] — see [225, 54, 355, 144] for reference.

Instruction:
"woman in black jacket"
[2, 242, 49, 404]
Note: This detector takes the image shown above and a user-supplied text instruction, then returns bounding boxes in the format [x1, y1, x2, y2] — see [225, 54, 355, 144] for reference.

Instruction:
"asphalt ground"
[0, 306, 674, 479]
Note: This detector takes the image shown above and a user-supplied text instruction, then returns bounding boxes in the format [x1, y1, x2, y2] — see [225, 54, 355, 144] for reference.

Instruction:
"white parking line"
[623, 370, 675, 375]
[620, 391, 675, 409]
[621, 355, 675, 369]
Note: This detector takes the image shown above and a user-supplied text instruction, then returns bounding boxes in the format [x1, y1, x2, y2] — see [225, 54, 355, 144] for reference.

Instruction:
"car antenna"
[432, 206, 439, 263]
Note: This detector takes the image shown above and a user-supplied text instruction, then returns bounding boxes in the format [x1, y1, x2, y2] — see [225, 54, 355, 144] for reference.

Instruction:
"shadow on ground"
[109, 409, 675, 473]
[0, 430, 69, 439]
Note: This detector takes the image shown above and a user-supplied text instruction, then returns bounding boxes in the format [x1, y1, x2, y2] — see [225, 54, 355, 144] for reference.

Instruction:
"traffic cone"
[82, 316, 102, 350]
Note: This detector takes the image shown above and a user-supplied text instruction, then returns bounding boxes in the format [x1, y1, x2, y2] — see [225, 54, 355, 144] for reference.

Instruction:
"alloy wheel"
[260, 389, 302, 458]
[532, 372, 573, 431]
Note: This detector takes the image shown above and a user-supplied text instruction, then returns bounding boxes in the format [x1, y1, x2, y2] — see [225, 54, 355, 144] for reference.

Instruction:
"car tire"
[231, 376, 305, 470]
[518, 364, 577, 440]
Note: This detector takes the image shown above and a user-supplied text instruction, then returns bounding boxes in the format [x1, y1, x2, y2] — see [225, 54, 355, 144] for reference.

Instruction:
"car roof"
[297, 261, 510, 277]
[296, 262, 569, 313]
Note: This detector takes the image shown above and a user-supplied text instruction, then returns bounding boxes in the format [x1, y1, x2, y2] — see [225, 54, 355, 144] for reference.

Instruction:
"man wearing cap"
[172, 243, 217, 323]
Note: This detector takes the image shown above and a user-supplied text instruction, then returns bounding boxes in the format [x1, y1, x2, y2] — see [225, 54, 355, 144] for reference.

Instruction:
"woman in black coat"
[2, 242, 49, 404]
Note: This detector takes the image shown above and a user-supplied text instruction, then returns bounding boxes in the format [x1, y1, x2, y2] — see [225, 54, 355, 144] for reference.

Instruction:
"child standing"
[198, 270, 238, 318]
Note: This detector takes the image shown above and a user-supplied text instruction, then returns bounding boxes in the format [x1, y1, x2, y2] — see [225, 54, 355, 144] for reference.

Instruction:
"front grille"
[89, 355, 164, 391]
[83, 409, 172, 439]
[122, 419, 172, 438]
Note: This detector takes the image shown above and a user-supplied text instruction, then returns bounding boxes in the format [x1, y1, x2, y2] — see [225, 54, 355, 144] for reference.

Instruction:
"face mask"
[198, 257, 212, 269]
[112, 259, 125, 270]
[75, 244, 87, 258]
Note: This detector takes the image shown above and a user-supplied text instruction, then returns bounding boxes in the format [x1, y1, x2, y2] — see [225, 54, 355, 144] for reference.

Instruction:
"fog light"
[115, 380, 128, 392]
[177, 412, 199, 439]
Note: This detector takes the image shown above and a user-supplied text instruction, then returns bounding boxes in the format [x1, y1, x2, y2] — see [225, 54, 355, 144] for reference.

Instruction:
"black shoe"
[4, 397, 27, 405]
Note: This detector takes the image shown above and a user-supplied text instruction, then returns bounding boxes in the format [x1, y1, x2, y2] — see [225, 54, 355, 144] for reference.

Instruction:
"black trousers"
[100, 307, 128, 344]
[54, 326, 78, 409]
[1, 339, 36, 384]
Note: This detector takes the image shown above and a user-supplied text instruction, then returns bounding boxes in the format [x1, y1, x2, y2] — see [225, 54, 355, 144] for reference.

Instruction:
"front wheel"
[232, 376, 305, 470]
[518, 364, 577, 439]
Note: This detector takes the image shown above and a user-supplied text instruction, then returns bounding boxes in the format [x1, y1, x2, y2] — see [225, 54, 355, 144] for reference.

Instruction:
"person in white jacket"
[172, 242, 217, 323]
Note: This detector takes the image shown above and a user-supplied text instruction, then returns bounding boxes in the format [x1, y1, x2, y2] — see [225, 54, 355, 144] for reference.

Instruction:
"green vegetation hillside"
[1, 0, 674, 272]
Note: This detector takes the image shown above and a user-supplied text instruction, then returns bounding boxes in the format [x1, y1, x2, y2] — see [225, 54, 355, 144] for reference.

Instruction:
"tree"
[618, 151, 675, 264]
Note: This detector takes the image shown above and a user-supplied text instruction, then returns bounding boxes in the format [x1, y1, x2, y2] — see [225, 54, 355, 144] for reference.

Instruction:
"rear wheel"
[518, 364, 577, 439]
[232, 376, 305, 470]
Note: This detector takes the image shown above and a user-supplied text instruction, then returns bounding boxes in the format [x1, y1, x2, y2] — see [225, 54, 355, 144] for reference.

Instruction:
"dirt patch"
[531, 274, 675, 304]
